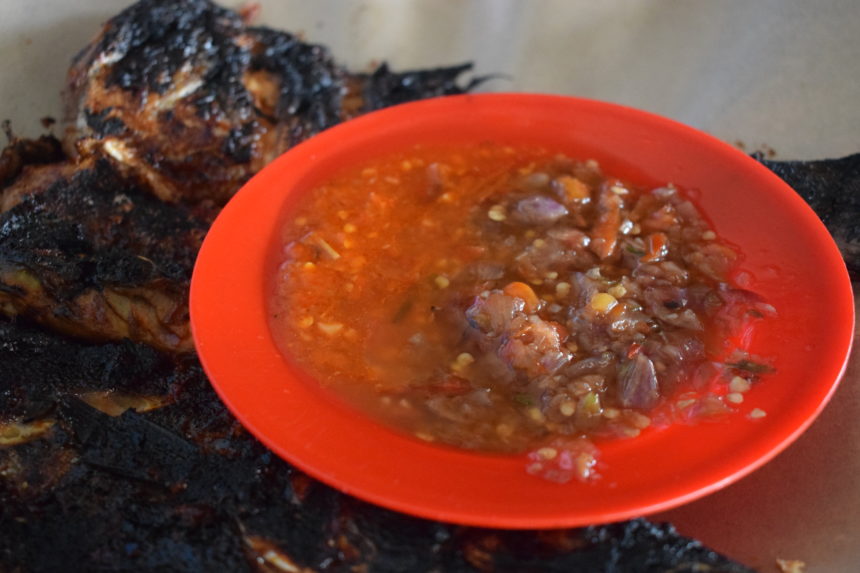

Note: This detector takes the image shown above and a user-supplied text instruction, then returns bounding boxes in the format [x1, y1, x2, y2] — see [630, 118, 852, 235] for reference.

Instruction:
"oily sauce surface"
[270, 143, 771, 481]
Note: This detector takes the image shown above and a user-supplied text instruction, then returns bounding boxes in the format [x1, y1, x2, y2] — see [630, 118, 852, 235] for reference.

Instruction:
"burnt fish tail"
[757, 152, 860, 278]
[0, 129, 65, 190]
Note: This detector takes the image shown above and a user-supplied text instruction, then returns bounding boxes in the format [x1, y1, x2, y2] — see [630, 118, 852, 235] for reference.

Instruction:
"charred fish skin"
[757, 153, 860, 278]
[242, 25, 346, 164]
[65, 0, 478, 206]
[3, 0, 479, 352]
[0, 320, 755, 572]
[0, 158, 211, 353]
[0, 319, 175, 421]
[352, 62, 482, 113]
[0, 127, 65, 191]
[0, 129, 69, 213]
[0, 318, 251, 571]
[66, 0, 256, 204]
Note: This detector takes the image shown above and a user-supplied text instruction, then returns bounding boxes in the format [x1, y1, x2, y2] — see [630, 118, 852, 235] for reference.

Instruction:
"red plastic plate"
[190, 94, 854, 528]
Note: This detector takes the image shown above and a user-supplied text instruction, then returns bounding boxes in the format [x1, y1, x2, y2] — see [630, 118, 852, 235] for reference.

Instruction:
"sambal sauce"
[270, 143, 774, 483]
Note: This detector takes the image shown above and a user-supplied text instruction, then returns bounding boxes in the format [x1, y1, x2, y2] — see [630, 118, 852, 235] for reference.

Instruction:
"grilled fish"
[756, 152, 860, 278]
[0, 318, 754, 572]
[0, 125, 64, 193]
[3, 0, 479, 353]
[0, 156, 211, 352]
[66, 0, 478, 205]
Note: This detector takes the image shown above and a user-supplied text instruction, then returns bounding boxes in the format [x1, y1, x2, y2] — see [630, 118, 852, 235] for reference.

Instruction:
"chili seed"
[488, 205, 507, 221]
[527, 407, 545, 423]
[729, 376, 751, 393]
[451, 352, 475, 371]
[317, 322, 343, 335]
[589, 292, 618, 314]
[607, 284, 627, 298]
[536, 447, 558, 460]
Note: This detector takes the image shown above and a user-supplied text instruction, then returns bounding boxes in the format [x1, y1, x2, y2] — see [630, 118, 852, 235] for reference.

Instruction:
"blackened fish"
[757, 153, 860, 278]
[0, 127, 65, 201]
[0, 318, 753, 572]
[66, 0, 478, 205]
[4, 0, 480, 352]
[0, 157, 212, 352]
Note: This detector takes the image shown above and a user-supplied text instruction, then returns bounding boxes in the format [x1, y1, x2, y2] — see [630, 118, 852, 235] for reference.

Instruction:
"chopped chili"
[270, 142, 774, 482]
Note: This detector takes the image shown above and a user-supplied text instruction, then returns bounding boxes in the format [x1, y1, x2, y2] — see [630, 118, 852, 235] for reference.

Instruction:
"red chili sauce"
[270, 143, 774, 483]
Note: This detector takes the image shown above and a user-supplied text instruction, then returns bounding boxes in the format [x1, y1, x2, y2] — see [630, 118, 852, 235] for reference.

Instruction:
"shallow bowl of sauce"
[190, 93, 854, 528]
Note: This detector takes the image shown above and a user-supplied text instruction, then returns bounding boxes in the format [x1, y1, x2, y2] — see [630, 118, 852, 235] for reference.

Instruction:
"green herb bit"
[726, 360, 775, 374]
[581, 391, 602, 414]
[514, 393, 534, 406]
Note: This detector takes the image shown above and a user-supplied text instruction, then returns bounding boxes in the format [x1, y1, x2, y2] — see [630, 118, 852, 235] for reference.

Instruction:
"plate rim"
[190, 93, 855, 528]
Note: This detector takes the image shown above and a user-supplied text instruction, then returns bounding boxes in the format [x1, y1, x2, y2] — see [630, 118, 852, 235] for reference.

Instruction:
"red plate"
[190, 94, 854, 528]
